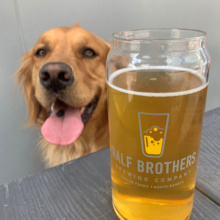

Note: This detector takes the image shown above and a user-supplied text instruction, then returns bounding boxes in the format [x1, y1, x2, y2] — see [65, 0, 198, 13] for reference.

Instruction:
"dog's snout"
[39, 63, 74, 92]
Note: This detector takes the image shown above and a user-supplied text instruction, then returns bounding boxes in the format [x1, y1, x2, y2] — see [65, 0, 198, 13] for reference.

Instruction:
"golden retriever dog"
[16, 25, 110, 167]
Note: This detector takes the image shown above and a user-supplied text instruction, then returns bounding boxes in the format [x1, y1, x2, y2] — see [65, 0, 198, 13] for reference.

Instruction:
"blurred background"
[0, 0, 219, 185]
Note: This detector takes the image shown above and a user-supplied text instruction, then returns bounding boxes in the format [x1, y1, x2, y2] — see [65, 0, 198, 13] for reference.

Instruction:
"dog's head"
[16, 26, 110, 146]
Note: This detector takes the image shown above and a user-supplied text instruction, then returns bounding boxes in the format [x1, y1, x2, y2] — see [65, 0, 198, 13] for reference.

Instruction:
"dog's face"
[17, 26, 110, 146]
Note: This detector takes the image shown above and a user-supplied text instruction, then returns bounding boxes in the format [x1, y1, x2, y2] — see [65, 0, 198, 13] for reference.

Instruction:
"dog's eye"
[83, 48, 97, 58]
[35, 48, 47, 57]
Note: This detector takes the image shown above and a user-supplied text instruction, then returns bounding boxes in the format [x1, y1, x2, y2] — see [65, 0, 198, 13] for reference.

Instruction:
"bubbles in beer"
[145, 126, 164, 141]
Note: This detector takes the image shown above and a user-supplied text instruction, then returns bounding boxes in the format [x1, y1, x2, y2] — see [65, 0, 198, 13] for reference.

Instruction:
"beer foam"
[145, 126, 164, 141]
[108, 66, 208, 97]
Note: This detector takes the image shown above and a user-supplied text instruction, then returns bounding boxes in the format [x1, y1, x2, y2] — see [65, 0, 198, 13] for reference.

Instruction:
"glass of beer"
[106, 29, 210, 220]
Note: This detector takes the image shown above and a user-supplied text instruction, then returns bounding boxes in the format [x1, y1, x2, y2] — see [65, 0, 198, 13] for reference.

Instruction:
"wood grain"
[191, 190, 220, 220]
[196, 108, 220, 206]
[0, 150, 118, 220]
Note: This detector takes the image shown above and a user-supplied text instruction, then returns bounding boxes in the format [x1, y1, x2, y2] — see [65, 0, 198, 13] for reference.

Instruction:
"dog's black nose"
[39, 62, 74, 92]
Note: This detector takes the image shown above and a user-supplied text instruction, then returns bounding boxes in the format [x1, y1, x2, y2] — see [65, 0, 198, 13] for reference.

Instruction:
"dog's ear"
[16, 49, 45, 127]
[105, 42, 111, 49]
[104, 42, 111, 61]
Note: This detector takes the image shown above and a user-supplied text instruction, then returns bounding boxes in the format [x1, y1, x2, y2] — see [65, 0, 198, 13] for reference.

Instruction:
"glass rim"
[112, 28, 207, 42]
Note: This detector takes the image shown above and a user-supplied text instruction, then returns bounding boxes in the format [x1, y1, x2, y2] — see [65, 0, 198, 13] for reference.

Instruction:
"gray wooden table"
[0, 108, 220, 220]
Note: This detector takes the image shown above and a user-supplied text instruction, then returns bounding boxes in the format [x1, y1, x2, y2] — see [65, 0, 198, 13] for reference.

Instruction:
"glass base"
[113, 203, 192, 220]
[113, 203, 126, 220]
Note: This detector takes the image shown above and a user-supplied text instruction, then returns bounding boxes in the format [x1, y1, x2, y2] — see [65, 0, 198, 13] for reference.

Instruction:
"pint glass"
[107, 29, 210, 220]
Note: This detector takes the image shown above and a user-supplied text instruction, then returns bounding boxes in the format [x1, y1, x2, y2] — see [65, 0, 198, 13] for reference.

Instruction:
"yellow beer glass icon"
[144, 126, 164, 156]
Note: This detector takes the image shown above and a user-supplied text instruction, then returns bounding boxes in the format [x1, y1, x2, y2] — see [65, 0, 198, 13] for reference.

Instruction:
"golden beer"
[107, 68, 207, 220]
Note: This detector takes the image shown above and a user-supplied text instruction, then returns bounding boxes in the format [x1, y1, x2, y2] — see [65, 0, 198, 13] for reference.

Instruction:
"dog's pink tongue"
[41, 103, 84, 146]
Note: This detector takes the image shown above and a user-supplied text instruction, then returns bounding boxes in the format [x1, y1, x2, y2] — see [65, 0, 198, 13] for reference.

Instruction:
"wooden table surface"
[0, 108, 220, 220]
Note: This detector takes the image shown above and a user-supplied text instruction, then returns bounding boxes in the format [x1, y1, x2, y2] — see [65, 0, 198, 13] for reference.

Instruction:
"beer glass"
[106, 29, 210, 220]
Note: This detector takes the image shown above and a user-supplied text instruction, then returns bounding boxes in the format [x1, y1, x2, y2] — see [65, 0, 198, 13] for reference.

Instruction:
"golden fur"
[16, 26, 110, 167]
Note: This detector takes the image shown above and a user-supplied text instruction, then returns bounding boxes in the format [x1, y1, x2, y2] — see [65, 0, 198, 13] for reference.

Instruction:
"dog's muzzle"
[39, 62, 74, 92]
